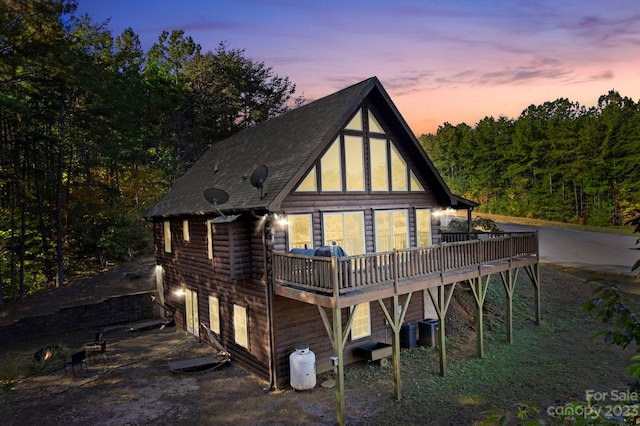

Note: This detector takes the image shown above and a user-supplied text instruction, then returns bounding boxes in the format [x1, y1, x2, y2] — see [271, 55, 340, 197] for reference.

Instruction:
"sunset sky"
[77, 0, 640, 136]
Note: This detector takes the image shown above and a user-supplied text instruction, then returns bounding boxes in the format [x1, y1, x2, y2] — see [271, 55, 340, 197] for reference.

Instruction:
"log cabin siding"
[152, 216, 271, 382]
[272, 290, 428, 387]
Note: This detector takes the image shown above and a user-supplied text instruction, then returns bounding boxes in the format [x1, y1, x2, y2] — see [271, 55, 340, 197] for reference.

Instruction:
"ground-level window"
[287, 214, 313, 250]
[233, 304, 248, 349]
[323, 211, 365, 255]
[209, 295, 220, 334]
[185, 288, 199, 337]
[351, 302, 371, 339]
[416, 209, 432, 247]
[375, 210, 408, 251]
[163, 221, 171, 253]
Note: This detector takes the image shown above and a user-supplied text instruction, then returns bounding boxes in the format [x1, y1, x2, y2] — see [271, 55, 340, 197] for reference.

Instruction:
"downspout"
[253, 210, 276, 392]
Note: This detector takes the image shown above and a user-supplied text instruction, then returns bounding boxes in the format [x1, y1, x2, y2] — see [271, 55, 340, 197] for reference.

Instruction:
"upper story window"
[320, 138, 342, 191]
[375, 210, 408, 251]
[163, 221, 172, 253]
[295, 107, 425, 194]
[287, 214, 313, 250]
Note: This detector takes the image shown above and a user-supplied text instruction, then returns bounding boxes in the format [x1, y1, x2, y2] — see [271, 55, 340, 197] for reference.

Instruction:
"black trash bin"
[418, 319, 439, 348]
[400, 322, 417, 348]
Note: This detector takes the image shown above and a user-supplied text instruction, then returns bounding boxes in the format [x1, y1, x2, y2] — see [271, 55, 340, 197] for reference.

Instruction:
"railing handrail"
[273, 232, 538, 295]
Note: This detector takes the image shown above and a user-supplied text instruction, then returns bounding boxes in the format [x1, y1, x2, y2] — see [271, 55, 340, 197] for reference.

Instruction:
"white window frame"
[233, 304, 249, 349]
[350, 302, 371, 340]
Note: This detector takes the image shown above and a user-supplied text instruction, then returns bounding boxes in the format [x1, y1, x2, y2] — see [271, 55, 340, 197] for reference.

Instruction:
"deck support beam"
[428, 283, 456, 376]
[318, 304, 358, 426]
[469, 275, 491, 358]
[378, 292, 412, 401]
[524, 263, 541, 325]
[499, 268, 519, 343]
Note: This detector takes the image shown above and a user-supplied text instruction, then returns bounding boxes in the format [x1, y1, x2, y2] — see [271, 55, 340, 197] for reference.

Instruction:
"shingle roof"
[143, 77, 467, 218]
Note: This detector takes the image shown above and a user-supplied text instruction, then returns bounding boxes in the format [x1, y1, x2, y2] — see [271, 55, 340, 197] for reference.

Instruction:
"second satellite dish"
[250, 165, 268, 199]
[203, 187, 229, 205]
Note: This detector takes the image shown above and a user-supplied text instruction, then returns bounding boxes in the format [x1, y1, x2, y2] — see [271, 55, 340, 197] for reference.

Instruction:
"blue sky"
[77, 0, 640, 135]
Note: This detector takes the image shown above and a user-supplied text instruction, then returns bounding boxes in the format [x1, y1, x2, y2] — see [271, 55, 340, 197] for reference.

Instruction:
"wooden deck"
[272, 232, 539, 308]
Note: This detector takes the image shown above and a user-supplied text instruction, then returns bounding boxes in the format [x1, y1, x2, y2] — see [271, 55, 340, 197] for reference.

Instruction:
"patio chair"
[64, 350, 88, 376]
[85, 333, 108, 364]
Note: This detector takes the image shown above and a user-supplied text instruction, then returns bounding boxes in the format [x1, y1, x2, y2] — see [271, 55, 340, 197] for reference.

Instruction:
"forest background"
[1, 0, 639, 305]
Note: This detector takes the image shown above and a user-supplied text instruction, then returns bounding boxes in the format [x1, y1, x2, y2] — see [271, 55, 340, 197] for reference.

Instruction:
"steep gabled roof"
[144, 77, 469, 218]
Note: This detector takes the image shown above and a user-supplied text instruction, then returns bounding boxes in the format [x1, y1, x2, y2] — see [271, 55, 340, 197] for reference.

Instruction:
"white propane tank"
[289, 343, 316, 390]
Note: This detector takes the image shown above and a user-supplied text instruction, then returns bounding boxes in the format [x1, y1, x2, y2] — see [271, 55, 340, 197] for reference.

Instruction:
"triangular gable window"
[294, 107, 425, 194]
[410, 171, 425, 191]
[296, 166, 317, 192]
[345, 110, 363, 131]
[368, 110, 384, 133]
[390, 144, 407, 191]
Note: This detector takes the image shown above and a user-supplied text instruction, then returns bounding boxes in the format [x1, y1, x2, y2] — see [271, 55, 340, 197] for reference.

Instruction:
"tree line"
[419, 91, 640, 227]
[0, 0, 299, 305]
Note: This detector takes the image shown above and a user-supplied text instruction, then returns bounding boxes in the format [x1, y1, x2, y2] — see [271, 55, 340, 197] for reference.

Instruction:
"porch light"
[274, 213, 288, 227]
[174, 288, 185, 297]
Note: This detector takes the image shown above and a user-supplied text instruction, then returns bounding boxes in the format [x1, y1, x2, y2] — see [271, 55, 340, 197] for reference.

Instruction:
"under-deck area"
[271, 232, 540, 426]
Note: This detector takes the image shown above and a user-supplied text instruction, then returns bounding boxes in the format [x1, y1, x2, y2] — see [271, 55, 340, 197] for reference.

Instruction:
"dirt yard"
[2, 258, 640, 425]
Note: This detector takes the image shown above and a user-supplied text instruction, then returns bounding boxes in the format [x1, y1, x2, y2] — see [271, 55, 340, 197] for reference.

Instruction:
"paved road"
[499, 222, 639, 275]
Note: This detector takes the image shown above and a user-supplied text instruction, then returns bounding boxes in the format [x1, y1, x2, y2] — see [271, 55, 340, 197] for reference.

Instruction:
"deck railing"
[272, 232, 538, 296]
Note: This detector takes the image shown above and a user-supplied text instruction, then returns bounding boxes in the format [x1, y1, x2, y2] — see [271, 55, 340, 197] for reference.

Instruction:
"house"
[143, 77, 539, 401]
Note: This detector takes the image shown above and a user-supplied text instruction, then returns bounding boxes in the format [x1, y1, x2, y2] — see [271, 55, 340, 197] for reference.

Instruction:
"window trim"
[374, 209, 409, 251]
[322, 211, 365, 255]
[233, 304, 249, 349]
[350, 302, 371, 340]
[287, 213, 313, 250]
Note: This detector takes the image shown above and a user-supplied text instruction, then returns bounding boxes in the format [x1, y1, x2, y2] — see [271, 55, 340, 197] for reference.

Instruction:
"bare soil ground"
[1, 258, 640, 425]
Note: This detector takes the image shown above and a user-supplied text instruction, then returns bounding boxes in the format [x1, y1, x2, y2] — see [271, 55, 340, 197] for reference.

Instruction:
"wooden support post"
[378, 292, 412, 401]
[427, 283, 456, 376]
[499, 268, 518, 344]
[469, 275, 490, 358]
[332, 306, 345, 426]
[525, 263, 541, 325]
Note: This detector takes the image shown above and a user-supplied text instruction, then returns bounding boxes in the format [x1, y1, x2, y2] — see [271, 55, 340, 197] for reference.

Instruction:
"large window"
[351, 303, 371, 339]
[375, 210, 408, 251]
[288, 214, 313, 250]
[320, 137, 342, 191]
[344, 136, 364, 191]
[323, 211, 365, 255]
[416, 209, 432, 247]
[370, 138, 388, 191]
[234, 304, 248, 349]
[295, 107, 421, 194]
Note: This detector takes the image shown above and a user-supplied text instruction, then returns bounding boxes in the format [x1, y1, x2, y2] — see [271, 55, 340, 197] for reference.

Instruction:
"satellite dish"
[203, 188, 229, 205]
[250, 165, 268, 199]
[250, 165, 268, 188]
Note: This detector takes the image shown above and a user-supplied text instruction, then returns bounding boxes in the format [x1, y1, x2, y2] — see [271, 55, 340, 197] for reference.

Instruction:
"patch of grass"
[341, 265, 640, 425]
